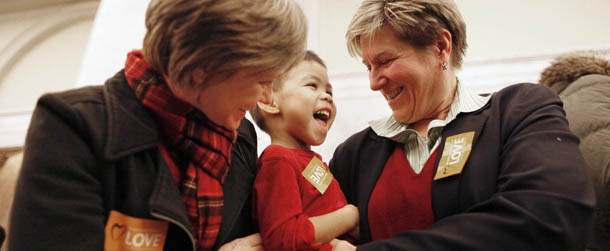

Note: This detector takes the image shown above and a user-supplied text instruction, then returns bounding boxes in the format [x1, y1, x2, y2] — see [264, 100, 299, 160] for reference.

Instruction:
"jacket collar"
[102, 70, 159, 161]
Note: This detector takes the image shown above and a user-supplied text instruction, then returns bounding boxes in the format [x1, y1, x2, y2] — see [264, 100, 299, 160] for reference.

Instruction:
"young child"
[250, 51, 358, 251]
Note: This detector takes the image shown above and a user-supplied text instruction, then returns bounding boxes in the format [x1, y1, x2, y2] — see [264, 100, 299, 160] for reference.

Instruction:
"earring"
[441, 61, 448, 70]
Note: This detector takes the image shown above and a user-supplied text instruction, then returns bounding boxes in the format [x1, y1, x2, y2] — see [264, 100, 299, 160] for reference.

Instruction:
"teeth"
[314, 110, 330, 120]
[383, 87, 403, 100]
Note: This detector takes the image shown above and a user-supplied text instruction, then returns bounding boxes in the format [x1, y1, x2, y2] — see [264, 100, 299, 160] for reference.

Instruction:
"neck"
[410, 76, 458, 137]
[270, 134, 310, 151]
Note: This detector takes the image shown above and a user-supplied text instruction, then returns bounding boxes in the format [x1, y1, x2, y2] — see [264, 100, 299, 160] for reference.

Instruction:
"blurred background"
[1, 0, 610, 167]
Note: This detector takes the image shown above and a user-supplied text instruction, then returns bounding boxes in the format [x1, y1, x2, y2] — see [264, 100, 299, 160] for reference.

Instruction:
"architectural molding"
[0, 1, 99, 149]
[0, 1, 99, 82]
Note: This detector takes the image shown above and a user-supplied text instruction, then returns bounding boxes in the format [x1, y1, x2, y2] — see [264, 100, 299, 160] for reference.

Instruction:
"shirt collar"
[369, 80, 490, 143]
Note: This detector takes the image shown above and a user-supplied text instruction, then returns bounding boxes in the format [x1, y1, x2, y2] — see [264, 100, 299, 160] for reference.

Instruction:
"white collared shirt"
[369, 80, 491, 174]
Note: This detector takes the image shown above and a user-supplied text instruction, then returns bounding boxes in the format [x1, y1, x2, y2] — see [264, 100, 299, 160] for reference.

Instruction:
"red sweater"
[368, 144, 438, 240]
[253, 145, 348, 251]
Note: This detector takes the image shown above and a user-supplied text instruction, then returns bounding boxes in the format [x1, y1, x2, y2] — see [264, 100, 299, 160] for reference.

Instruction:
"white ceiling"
[0, 0, 94, 14]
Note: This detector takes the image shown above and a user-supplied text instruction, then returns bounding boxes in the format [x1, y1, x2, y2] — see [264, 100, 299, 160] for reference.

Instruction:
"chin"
[392, 113, 410, 124]
[310, 137, 326, 147]
[225, 119, 241, 131]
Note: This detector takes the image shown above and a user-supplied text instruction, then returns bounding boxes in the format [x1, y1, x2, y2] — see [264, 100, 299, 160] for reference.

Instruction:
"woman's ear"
[192, 67, 207, 85]
[436, 29, 452, 62]
[256, 99, 280, 115]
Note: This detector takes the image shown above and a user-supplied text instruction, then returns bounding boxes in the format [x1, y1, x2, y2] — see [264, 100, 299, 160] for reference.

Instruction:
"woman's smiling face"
[360, 25, 453, 125]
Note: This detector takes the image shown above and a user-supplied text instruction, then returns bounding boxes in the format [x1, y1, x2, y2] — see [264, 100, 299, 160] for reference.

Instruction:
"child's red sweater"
[253, 145, 348, 251]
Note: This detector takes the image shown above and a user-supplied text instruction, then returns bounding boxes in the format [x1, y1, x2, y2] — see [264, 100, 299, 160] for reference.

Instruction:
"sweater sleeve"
[253, 154, 330, 251]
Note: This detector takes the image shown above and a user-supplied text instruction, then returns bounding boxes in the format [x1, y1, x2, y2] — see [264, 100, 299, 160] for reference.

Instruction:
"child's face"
[275, 61, 336, 147]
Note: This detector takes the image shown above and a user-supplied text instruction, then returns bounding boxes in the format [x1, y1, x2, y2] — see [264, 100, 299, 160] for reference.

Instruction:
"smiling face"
[172, 68, 276, 131]
[360, 25, 455, 125]
[274, 60, 336, 149]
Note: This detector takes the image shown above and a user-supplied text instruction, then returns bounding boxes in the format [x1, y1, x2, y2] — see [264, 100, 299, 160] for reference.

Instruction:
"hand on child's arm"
[309, 204, 359, 244]
[330, 239, 357, 251]
[218, 233, 264, 251]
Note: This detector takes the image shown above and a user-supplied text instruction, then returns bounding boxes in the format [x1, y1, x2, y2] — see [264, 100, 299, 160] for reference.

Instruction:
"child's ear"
[256, 99, 280, 115]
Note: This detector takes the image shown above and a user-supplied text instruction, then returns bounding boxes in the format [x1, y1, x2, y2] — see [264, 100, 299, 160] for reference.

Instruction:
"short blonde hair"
[143, 0, 307, 89]
[250, 51, 327, 133]
[346, 0, 467, 69]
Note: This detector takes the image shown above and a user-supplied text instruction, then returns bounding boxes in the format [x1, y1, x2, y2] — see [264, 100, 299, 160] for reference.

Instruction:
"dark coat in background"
[540, 53, 610, 251]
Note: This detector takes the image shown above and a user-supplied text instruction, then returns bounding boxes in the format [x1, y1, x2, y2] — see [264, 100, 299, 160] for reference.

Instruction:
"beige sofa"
[0, 151, 23, 251]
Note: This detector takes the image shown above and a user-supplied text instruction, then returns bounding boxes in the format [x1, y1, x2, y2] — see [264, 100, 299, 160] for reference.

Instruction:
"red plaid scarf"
[124, 50, 234, 250]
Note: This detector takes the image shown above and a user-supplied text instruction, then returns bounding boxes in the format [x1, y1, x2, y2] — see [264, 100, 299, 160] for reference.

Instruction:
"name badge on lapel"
[302, 156, 333, 194]
[434, 131, 475, 180]
[104, 210, 169, 251]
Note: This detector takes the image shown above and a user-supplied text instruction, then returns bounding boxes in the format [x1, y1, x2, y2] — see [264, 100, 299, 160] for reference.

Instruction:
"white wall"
[0, 1, 99, 149]
[2, 0, 609, 161]
[309, 0, 610, 161]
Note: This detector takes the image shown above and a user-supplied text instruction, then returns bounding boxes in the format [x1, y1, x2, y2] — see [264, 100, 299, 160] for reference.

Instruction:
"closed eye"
[306, 83, 318, 89]
[379, 58, 394, 66]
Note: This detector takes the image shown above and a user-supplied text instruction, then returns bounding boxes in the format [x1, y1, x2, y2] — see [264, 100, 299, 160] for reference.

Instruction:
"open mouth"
[382, 86, 404, 101]
[313, 110, 331, 123]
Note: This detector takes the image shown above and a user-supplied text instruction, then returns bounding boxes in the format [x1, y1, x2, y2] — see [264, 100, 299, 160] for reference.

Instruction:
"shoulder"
[259, 145, 297, 167]
[38, 85, 105, 114]
[30, 71, 135, 159]
[561, 74, 610, 98]
[34, 85, 107, 141]
[256, 145, 302, 177]
[489, 83, 562, 113]
[35, 71, 129, 124]
[333, 126, 385, 158]
[493, 83, 558, 101]
[337, 127, 378, 149]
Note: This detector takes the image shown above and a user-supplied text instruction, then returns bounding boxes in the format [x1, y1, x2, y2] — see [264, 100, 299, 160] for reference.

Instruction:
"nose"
[369, 70, 386, 91]
[320, 91, 333, 103]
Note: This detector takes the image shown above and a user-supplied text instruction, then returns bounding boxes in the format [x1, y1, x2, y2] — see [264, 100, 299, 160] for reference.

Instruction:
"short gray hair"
[346, 0, 467, 69]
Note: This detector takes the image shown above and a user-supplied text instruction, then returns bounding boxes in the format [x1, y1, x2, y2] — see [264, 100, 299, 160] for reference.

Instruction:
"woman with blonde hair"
[9, 0, 307, 250]
[330, 0, 595, 250]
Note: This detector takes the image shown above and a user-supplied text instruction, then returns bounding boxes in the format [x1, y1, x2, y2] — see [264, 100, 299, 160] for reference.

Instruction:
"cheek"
[237, 85, 262, 104]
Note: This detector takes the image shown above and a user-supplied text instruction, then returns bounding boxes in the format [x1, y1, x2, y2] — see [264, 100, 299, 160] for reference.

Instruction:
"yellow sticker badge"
[104, 210, 168, 251]
[302, 156, 333, 194]
[434, 131, 475, 180]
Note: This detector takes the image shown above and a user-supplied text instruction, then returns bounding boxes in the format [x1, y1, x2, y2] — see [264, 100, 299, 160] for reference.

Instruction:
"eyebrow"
[362, 51, 390, 65]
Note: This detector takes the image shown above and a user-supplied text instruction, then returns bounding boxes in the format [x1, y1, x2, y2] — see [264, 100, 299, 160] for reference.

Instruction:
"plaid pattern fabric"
[124, 50, 234, 250]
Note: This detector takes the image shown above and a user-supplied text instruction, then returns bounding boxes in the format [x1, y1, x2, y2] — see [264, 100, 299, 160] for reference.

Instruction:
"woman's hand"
[218, 233, 264, 251]
[330, 239, 357, 251]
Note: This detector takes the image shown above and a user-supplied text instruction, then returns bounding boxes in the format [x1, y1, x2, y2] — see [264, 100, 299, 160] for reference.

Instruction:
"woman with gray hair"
[9, 0, 307, 250]
[329, 0, 595, 250]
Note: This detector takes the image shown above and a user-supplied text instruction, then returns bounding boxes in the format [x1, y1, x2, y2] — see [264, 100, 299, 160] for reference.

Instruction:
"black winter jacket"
[9, 71, 258, 250]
